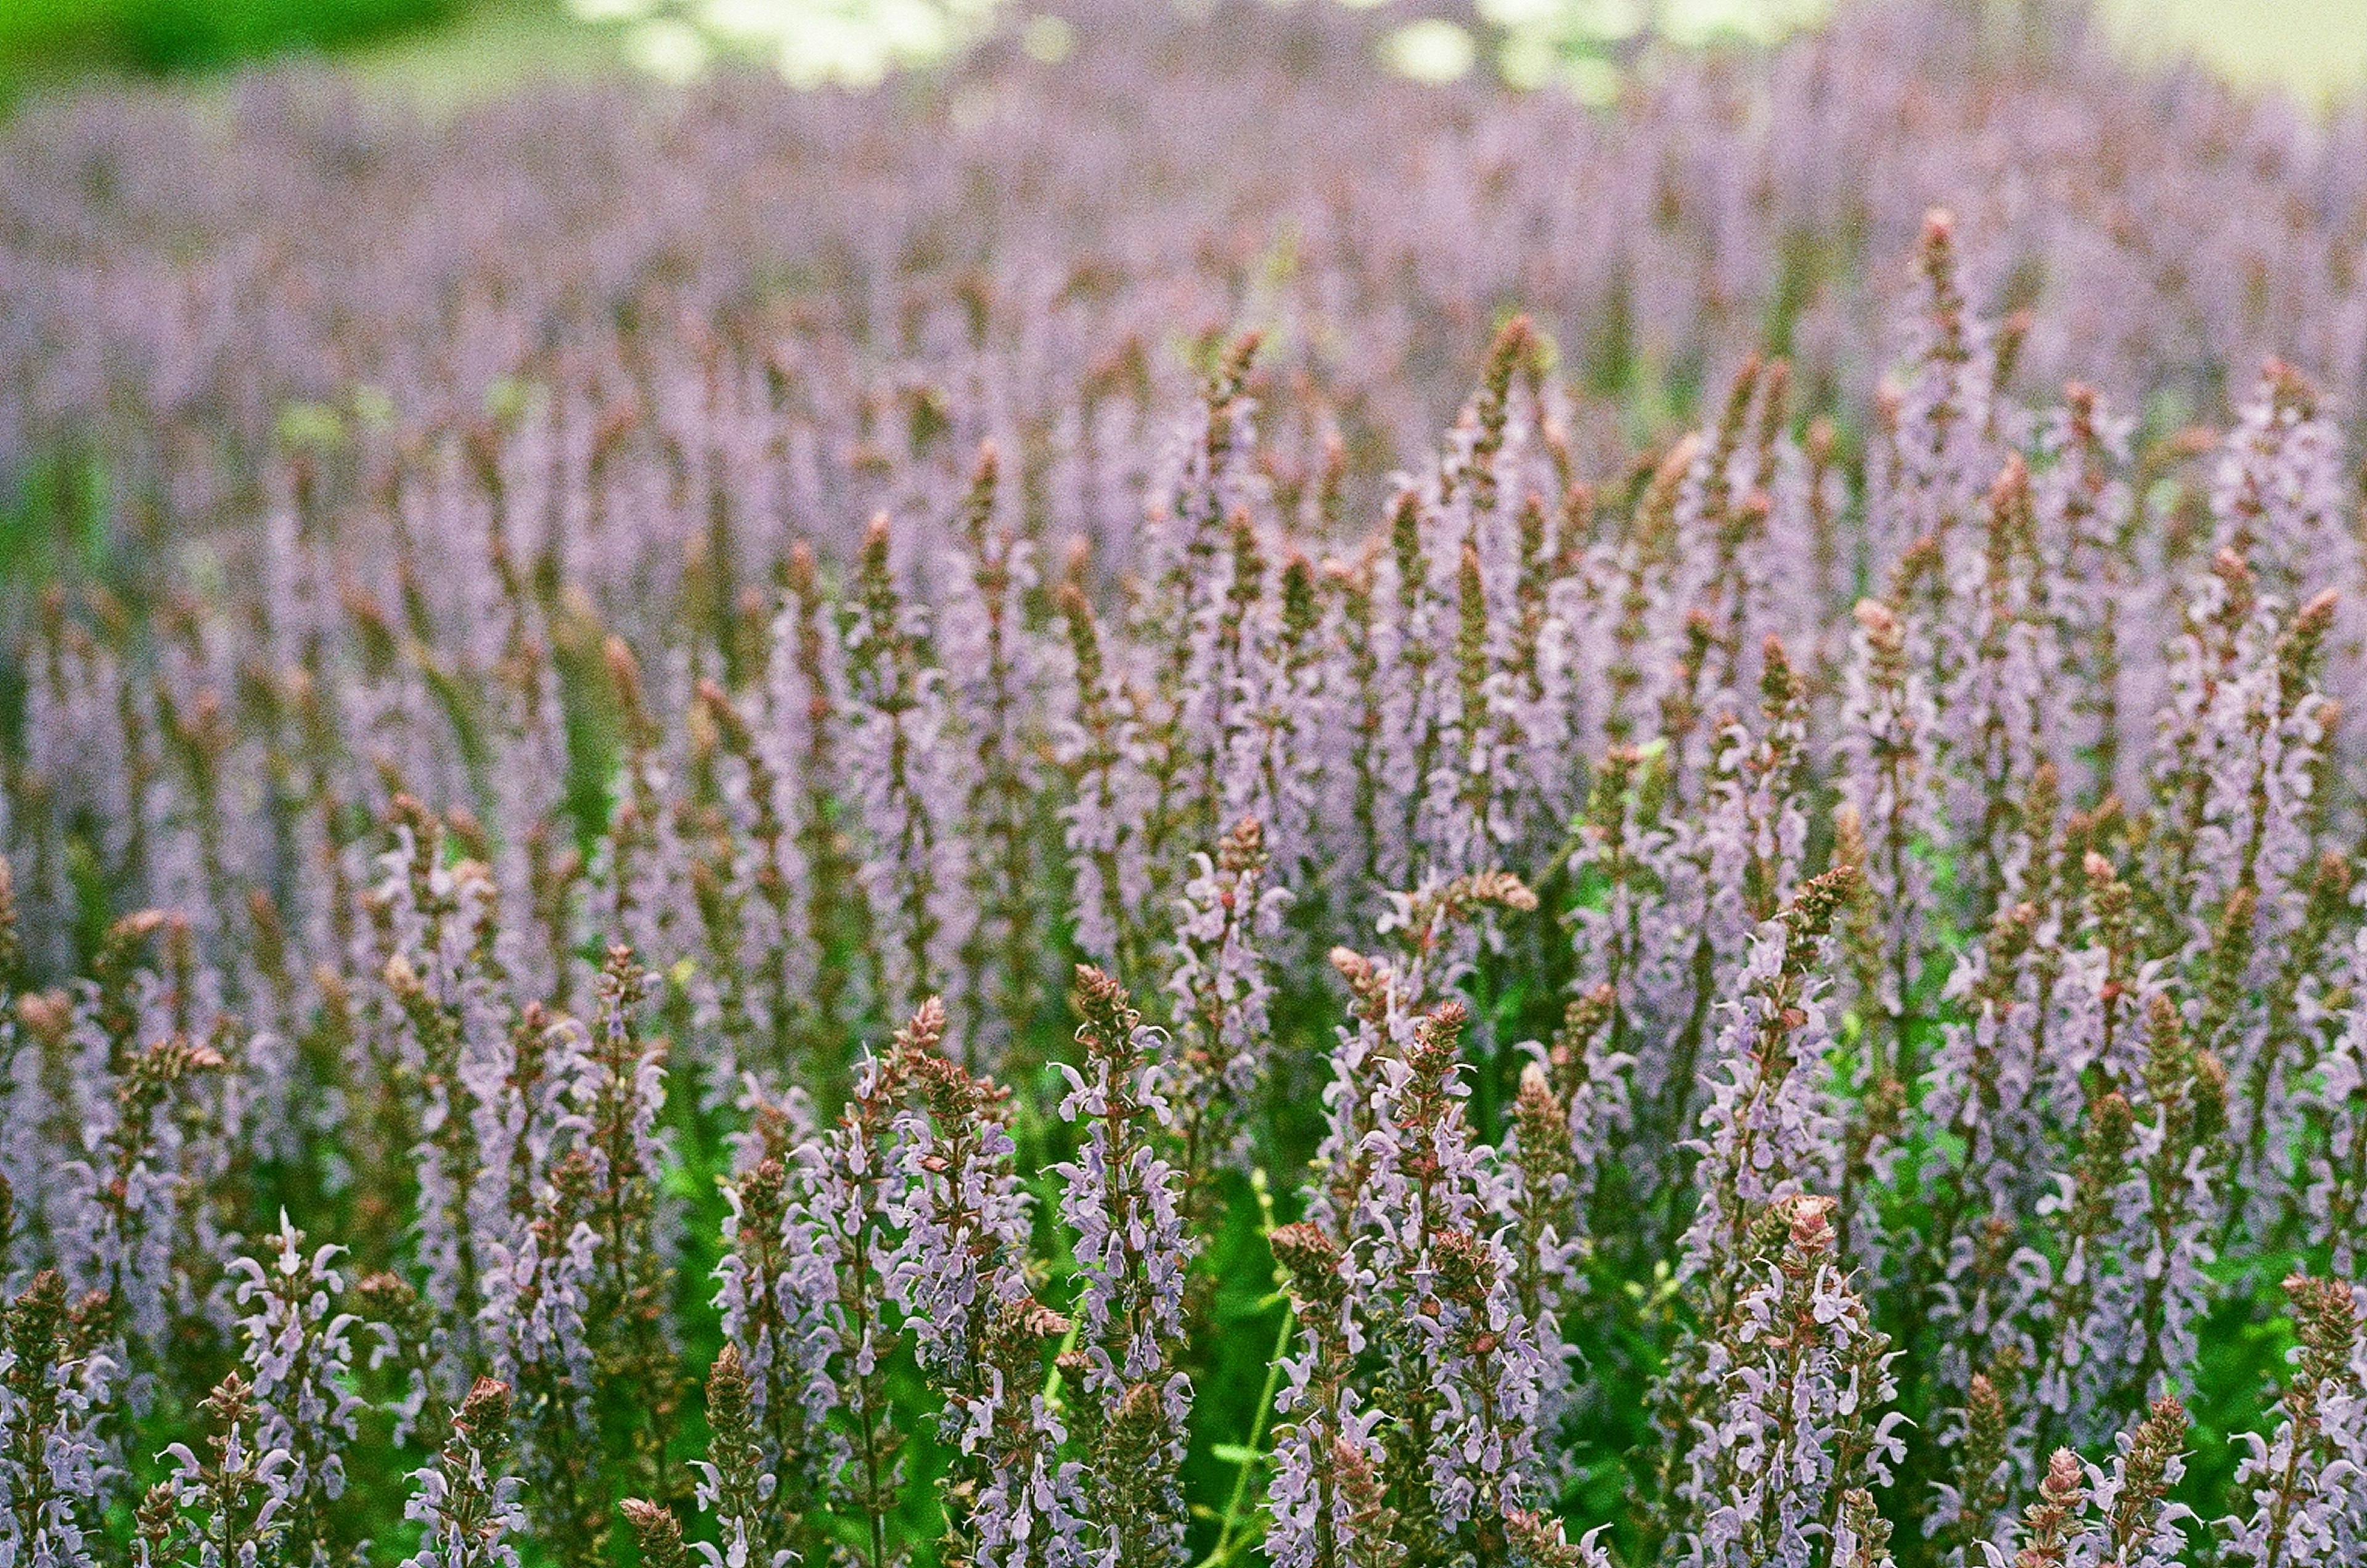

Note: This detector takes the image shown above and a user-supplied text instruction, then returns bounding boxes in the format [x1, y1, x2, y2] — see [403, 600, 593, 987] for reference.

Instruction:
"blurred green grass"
[0, 0, 630, 107]
[0, 0, 458, 71]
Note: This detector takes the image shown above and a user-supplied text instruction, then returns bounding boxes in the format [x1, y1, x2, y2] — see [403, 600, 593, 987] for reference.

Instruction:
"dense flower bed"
[3, 6, 2367, 1568]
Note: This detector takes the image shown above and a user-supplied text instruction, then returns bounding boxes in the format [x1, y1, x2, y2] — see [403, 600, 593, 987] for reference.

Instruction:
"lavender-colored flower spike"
[763, 539, 873, 1077]
[2019, 995, 2222, 1454]
[2021, 1087, 2143, 1455]
[374, 798, 511, 1350]
[229, 1214, 362, 1568]
[684, 1344, 791, 1568]
[1678, 866, 1858, 1284]
[888, 1027, 1031, 1417]
[2210, 361, 2352, 606]
[1874, 209, 2009, 576]
[1948, 459, 2056, 928]
[2123, 995, 2226, 1402]
[54, 1021, 229, 1378]
[885, 1016, 1079, 1565]
[153, 1373, 293, 1568]
[1055, 575, 1158, 982]
[1, 1270, 112, 1568]
[1351, 998, 1547, 1558]
[1139, 334, 1270, 868]
[962, 1293, 1082, 1568]
[1673, 1197, 1905, 1568]
[1423, 1227, 1548, 1541]
[845, 516, 973, 1024]
[1265, 1221, 1387, 1568]
[942, 443, 1065, 1067]
[1055, 966, 1196, 1567]
[1834, 597, 1943, 1085]
[2216, 1276, 2367, 1568]
[2079, 1396, 2194, 1568]
[1166, 815, 1291, 1214]
[475, 1148, 601, 1557]
[478, 945, 676, 1554]
[787, 1000, 929, 1568]
[1501, 1056, 1593, 1450]
[708, 1155, 826, 1562]
[1981, 1397, 2192, 1568]
[401, 1378, 526, 1568]
[1564, 743, 1686, 1145]
[2305, 935, 2367, 1276]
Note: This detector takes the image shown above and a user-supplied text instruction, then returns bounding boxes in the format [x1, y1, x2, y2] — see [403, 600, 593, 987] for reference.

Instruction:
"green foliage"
[0, 0, 456, 78]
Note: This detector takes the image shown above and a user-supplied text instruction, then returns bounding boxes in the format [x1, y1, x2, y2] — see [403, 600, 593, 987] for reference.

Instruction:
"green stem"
[1040, 1313, 1081, 1412]
[1198, 1296, 1298, 1568]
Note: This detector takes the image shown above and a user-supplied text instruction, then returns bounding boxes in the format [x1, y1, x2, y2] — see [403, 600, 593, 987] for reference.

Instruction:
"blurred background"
[2, 0, 2363, 106]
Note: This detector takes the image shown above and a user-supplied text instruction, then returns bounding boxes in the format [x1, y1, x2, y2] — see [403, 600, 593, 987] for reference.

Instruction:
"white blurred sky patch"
[562, 0, 2366, 103]
[2101, 0, 2367, 103]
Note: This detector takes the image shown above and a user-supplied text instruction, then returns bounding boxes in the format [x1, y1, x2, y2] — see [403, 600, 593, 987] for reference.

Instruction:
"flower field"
[4, 5, 2367, 1568]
